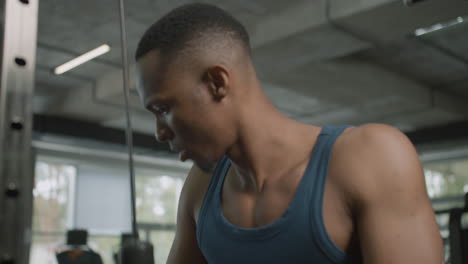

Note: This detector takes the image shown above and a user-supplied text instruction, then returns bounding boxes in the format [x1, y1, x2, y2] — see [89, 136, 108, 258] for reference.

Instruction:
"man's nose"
[155, 119, 172, 143]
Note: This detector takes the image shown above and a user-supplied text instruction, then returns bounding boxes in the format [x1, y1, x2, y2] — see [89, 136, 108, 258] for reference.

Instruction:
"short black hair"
[135, 3, 251, 61]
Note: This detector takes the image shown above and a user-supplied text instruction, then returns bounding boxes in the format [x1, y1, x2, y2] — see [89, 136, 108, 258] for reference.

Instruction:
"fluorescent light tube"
[54, 44, 111, 75]
[414, 16, 465, 37]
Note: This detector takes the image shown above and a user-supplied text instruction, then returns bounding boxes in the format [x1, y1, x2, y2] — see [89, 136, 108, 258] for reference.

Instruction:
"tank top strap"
[213, 156, 231, 195]
[196, 156, 231, 245]
[307, 124, 353, 262]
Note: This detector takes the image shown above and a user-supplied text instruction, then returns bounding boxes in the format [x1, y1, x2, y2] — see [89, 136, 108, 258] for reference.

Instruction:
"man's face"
[136, 50, 231, 171]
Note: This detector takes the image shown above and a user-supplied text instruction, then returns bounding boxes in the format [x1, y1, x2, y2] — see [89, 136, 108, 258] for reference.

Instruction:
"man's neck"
[226, 107, 321, 193]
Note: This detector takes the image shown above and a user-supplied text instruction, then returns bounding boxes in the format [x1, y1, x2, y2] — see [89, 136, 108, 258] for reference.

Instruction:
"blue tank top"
[196, 125, 360, 264]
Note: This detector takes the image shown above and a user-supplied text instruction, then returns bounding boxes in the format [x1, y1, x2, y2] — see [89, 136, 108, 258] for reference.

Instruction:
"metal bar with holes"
[0, 0, 39, 263]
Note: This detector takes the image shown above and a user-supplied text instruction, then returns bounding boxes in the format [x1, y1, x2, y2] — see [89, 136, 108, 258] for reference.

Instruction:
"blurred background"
[1, 0, 468, 263]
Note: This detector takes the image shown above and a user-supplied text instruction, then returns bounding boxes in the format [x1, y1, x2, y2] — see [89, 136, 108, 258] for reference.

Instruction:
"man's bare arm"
[345, 124, 443, 263]
[166, 165, 208, 264]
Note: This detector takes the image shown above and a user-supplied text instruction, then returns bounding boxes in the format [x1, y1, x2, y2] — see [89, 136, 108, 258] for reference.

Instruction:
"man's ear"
[203, 65, 229, 101]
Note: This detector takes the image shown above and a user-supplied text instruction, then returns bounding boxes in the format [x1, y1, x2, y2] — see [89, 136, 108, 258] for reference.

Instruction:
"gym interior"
[1, 0, 468, 263]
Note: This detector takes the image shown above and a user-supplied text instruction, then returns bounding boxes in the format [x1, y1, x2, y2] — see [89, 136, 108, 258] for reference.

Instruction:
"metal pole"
[0, 0, 38, 263]
[117, 0, 138, 237]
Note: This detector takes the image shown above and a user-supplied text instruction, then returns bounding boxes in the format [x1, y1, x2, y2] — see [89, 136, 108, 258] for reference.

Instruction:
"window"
[135, 172, 183, 224]
[150, 231, 176, 264]
[30, 153, 188, 264]
[425, 158, 468, 199]
[423, 155, 468, 263]
[136, 169, 185, 262]
[30, 160, 76, 264]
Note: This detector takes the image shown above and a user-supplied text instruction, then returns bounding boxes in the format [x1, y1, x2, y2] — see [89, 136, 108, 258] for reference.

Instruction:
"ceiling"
[29, 0, 468, 136]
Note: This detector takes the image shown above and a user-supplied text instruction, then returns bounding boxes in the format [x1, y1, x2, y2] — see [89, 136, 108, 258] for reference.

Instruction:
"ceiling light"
[414, 16, 466, 37]
[54, 44, 111, 75]
[403, 0, 427, 7]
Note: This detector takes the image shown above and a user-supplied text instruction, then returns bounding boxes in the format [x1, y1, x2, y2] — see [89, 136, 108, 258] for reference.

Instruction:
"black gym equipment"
[56, 230, 104, 264]
[448, 193, 468, 264]
[115, 0, 155, 263]
[117, 235, 155, 264]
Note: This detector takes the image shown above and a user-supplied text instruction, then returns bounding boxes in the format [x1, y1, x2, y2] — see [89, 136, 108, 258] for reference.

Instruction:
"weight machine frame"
[0, 0, 39, 263]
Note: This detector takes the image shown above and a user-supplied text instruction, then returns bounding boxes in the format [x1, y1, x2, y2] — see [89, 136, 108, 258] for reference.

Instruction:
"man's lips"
[179, 150, 188, 162]
[169, 144, 189, 161]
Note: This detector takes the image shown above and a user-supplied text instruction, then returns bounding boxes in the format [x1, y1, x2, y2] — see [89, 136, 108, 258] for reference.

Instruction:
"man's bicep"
[350, 124, 443, 263]
[167, 210, 207, 264]
[357, 194, 442, 263]
[167, 166, 208, 264]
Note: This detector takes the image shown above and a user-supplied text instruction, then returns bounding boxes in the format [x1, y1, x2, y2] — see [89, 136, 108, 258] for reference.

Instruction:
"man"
[135, 3, 443, 264]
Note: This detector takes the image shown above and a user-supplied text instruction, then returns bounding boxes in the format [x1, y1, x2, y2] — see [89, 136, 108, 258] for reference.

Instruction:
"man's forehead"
[136, 49, 164, 80]
[136, 50, 165, 99]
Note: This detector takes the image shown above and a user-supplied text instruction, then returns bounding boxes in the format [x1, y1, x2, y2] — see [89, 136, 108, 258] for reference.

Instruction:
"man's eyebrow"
[144, 96, 169, 110]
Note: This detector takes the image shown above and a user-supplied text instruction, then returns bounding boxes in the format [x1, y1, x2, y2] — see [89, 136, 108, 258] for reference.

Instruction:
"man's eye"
[154, 106, 169, 115]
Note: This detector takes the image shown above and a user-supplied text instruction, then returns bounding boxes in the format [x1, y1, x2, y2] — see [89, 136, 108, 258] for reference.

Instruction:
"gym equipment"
[448, 193, 468, 264]
[113, 234, 155, 264]
[0, 1, 38, 264]
[66, 229, 88, 245]
[117, 235, 155, 264]
[115, 0, 155, 263]
[56, 230, 103, 264]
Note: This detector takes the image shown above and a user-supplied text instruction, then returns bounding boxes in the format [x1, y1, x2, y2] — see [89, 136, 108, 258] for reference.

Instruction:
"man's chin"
[194, 159, 217, 173]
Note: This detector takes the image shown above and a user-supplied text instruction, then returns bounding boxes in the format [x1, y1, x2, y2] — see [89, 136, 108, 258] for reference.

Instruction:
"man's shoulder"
[181, 164, 216, 223]
[333, 123, 411, 160]
[337, 122, 404, 143]
[329, 123, 420, 199]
